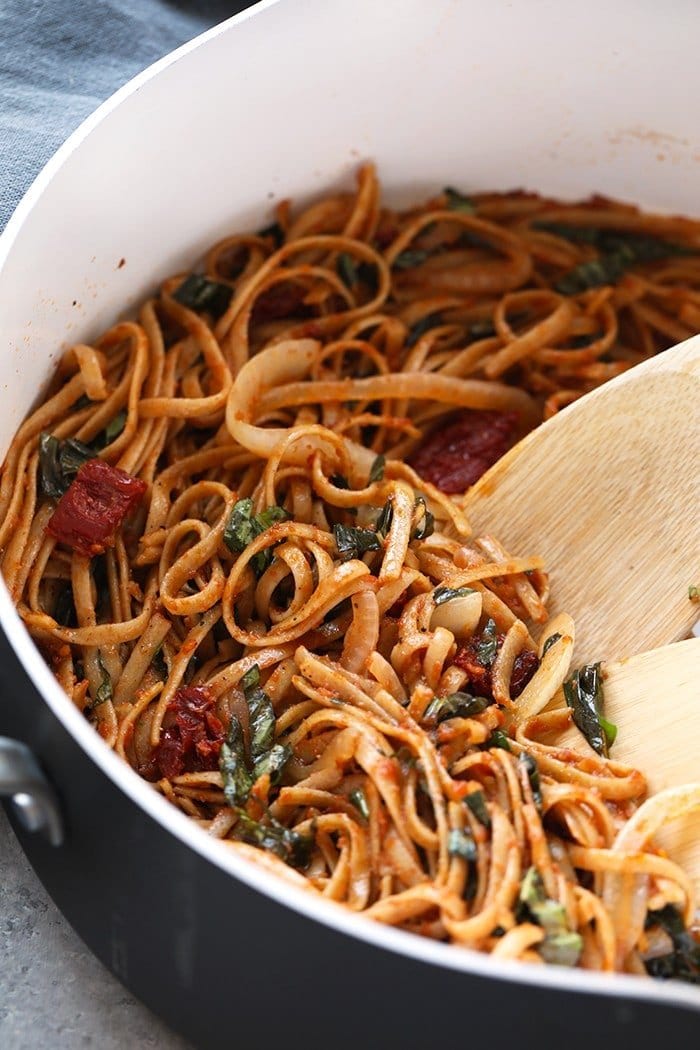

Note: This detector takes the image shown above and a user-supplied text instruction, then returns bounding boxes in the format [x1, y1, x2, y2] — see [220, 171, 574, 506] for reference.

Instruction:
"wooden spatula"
[553, 637, 700, 895]
[463, 336, 700, 883]
[464, 336, 700, 665]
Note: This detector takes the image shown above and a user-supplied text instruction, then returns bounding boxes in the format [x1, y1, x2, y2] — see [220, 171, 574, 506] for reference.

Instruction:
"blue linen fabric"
[0, 0, 249, 230]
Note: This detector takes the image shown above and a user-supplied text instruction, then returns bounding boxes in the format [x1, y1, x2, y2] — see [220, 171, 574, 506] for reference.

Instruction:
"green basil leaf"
[412, 496, 434, 540]
[93, 653, 113, 707]
[235, 811, 312, 869]
[173, 273, 233, 319]
[406, 311, 442, 348]
[483, 729, 511, 752]
[220, 717, 253, 808]
[424, 691, 489, 724]
[444, 186, 475, 213]
[542, 632, 562, 655]
[257, 222, 285, 248]
[39, 432, 95, 501]
[349, 787, 370, 822]
[433, 585, 476, 606]
[333, 522, 382, 562]
[393, 249, 429, 270]
[563, 662, 616, 756]
[104, 411, 127, 444]
[224, 499, 288, 576]
[464, 789, 491, 828]
[476, 618, 498, 666]
[253, 743, 292, 786]
[375, 500, 393, 537]
[336, 253, 358, 287]
[447, 827, 477, 862]
[368, 453, 385, 484]
[518, 750, 542, 811]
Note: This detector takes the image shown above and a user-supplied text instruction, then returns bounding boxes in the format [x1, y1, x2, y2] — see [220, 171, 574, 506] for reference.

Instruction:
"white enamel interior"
[1, 0, 699, 1010]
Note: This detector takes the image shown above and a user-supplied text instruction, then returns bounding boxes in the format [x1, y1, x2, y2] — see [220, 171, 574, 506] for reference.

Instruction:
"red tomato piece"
[409, 410, 518, 493]
[47, 458, 146, 557]
[510, 649, 540, 698]
[154, 685, 225, 780]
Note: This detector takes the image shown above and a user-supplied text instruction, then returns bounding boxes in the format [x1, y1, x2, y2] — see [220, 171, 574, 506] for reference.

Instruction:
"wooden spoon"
[463, 336, 700, 884]
[554, 637, 700, 895]
[464, 336, 700, 665]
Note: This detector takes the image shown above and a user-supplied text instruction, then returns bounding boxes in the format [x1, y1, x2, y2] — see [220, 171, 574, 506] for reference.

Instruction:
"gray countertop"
[0, 808, 190, 1049]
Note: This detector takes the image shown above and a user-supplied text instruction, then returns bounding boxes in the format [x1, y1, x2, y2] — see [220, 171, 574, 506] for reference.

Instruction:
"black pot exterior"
[0, 626, 698, 1049]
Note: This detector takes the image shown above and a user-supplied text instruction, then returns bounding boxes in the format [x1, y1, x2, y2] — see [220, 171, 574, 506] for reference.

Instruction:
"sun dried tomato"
[510, 649, 539, 698]
[454, 640, 495, 698]
[408, 410, 518, 493]
[47, 458, 146, 557]
[251, 282, 311, 324]
[153, 685, 225, 780]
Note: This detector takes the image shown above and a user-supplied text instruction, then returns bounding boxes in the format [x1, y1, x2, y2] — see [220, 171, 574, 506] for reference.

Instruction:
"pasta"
[1, 164, 698, 980]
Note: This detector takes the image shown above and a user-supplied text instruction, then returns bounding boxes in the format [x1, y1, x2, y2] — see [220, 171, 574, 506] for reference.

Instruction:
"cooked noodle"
[2, 164, 699, 979]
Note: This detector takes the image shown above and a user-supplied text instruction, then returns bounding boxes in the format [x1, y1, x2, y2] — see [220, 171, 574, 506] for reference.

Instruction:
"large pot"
[1, 1, 698, 1045]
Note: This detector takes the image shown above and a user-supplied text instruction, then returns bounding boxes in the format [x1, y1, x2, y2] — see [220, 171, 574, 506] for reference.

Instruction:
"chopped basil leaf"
[406, 311, 442, 348]
[518, 866, 582, 967]
[448, 827, 477, 862]
[224, 498, 288, 576]
[444, 187, 475, 213]
[539, 931, 585, 967]
[241, 664, 260, 693]
[39, 433, 95, 501]
[220, 716, 253, 807]
[221, 665, 290, 802]
[644, 905, 700, 984]
[53, 585, 76, 628]
[518, 751, 542, 810]
[564, 662, 616, 757]
[173, 273, 233, 319]
[465, 789, 491, 829]
[104, 411, 127, 444]
[395, 746, 417, 772]
[467, 318, 496, 340]
[151, 644, 168, 681]
[349, 787, 370, 822]
[424, 691, 489, 724]
[330, 473, 350, 490]
[333, 522, 382, 562]
[253, 743, 292, 786]
[245, 679, 275, 761]
[550, 230, 696, 296]
[375, 500, 393, 537]
[257, 222, 285, 248]
[542, 632, 562, 655]
[234, 811, 312, 869]
[476, 618, 498, 666]
[336, 253, 357, 287]
[393, 249, 429, 270]
[412, 496, 434, 540]
[433, 585, 476, 606]
[93, 654, 113, 707]
[368, 454, 385, 484]
[483, 729, 511, 752]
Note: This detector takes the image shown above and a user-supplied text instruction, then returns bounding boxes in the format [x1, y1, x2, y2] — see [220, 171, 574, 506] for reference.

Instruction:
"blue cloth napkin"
[0, 0, 248, 230]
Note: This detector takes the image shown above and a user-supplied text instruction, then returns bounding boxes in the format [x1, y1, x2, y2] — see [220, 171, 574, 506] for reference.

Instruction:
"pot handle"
[0, 737, 64, 846]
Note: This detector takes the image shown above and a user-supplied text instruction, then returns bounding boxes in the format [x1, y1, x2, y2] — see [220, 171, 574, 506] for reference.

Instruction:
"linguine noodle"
[2, 164, 698, 980]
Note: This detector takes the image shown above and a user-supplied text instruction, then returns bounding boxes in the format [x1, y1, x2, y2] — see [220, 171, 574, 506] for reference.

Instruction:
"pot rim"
[0, 0, 698, 1012]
